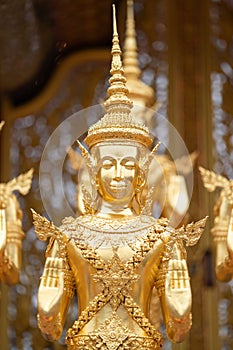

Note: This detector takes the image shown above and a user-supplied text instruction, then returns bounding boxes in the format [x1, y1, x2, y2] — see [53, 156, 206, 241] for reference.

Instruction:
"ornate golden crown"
[84, 5, 153, 149]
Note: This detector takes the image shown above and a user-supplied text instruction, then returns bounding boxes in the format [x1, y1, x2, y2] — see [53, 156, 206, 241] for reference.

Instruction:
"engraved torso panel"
[61, 215, 168, 337]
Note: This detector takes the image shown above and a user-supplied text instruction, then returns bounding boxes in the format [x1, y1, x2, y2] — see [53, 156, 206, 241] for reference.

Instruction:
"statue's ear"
[148, 142, 161, 167]
[77, 140, 95, 169]
[136, 168, 146, 191]
[95, 172, 100, 188]
[141, 141, 161, 173]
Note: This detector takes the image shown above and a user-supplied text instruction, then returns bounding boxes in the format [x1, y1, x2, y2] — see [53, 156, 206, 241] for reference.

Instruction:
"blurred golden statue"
[200, 166, 233, 282]
[123, 0, 198, 228]
[32, 6, 207, 349]
[68, 0, 197, 229]
[0, 121, 33, 285]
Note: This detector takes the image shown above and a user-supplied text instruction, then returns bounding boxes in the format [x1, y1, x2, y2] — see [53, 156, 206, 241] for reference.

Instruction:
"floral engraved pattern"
[93, 252, 139, 310]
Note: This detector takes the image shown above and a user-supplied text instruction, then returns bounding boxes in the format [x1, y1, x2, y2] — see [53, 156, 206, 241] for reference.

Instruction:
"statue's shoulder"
[60, 214, 96, 239]
[60, 215, 81, 237]
[143, 215, 169, 232]
[61, 216, 77, 226]
[60, 214, 169, 246]
[135, 215, 173, 247]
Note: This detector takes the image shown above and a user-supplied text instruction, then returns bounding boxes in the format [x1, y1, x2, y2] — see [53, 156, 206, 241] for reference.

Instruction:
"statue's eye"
[124, 161, 136, 170]
[102, 160, 114, 170]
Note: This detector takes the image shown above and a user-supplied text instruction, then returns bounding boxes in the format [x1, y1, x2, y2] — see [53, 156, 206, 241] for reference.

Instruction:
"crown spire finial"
[104, 4, 132, 114]
[123, 0, 155, 108]
[124, 0, 140, 79]
[111, 4, 121, 59]
[113, 4, 117, 36]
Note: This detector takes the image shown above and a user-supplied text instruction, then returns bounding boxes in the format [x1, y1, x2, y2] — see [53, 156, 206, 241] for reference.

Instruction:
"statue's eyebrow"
[121, 157, 138, 164]
[99, 156, 116, 164]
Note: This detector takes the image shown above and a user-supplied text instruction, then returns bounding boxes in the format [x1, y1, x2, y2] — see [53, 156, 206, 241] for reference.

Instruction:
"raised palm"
[165, 259, 191, 319]
[38, 257, 64, 318]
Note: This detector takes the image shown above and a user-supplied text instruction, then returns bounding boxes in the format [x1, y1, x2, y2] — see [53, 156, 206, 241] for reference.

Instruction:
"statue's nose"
[115, 163, 122, 181]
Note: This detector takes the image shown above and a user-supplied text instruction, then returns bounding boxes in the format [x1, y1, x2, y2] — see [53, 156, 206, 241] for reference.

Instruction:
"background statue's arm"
[38, 238, 75, 341]
[166, 151, 198, 227]
[164, 174, 189, 227]
[157, 242, 192, 343]
[0, 194, 24, 285]
[0, 168, 33, 285]
[212, 194, 233, 281]
[199, 166, 233, 281]
[149, 157, 190, 227]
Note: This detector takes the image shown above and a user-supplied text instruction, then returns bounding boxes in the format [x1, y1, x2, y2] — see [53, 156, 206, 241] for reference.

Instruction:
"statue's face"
[95, 143, 140, 205]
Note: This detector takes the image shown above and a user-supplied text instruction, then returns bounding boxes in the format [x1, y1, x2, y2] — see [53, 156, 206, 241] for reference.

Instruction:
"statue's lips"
[110, 183, 127, 191]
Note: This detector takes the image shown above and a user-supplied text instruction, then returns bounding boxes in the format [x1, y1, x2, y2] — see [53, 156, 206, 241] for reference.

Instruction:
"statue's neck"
[96, 200, 136, 219]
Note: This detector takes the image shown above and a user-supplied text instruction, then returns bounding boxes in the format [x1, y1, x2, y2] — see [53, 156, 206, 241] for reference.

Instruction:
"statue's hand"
[38, 257, 64, 319]
[165, 259, 191, 319]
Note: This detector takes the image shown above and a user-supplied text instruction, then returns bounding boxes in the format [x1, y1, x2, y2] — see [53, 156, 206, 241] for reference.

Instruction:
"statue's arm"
[164, 174, 189, 227]
[0, 194, 24, 285]
[0, 169, 33, 285]
[157, 242, 192, 343]
[199, 166, 233, 280]
[212, 195, 233, 281]
[38, 238, 75, 341]
[31, 211, 75, 340]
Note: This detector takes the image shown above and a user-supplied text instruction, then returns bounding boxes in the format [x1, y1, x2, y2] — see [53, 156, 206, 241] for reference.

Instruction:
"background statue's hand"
[38, 257, 64, 319]
[165, 259, 191, 319]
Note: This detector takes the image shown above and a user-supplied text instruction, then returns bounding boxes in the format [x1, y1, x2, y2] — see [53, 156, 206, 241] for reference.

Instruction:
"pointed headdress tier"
[84, 5, 153, 149]
[123, 0, 155, 107]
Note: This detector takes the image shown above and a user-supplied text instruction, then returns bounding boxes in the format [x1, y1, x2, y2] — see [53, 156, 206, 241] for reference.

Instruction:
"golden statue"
[200, 166, 233, 282]
[32, 6, 207, 349]
[0, 121, 34, 285]
[68, 0, 197, 228]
